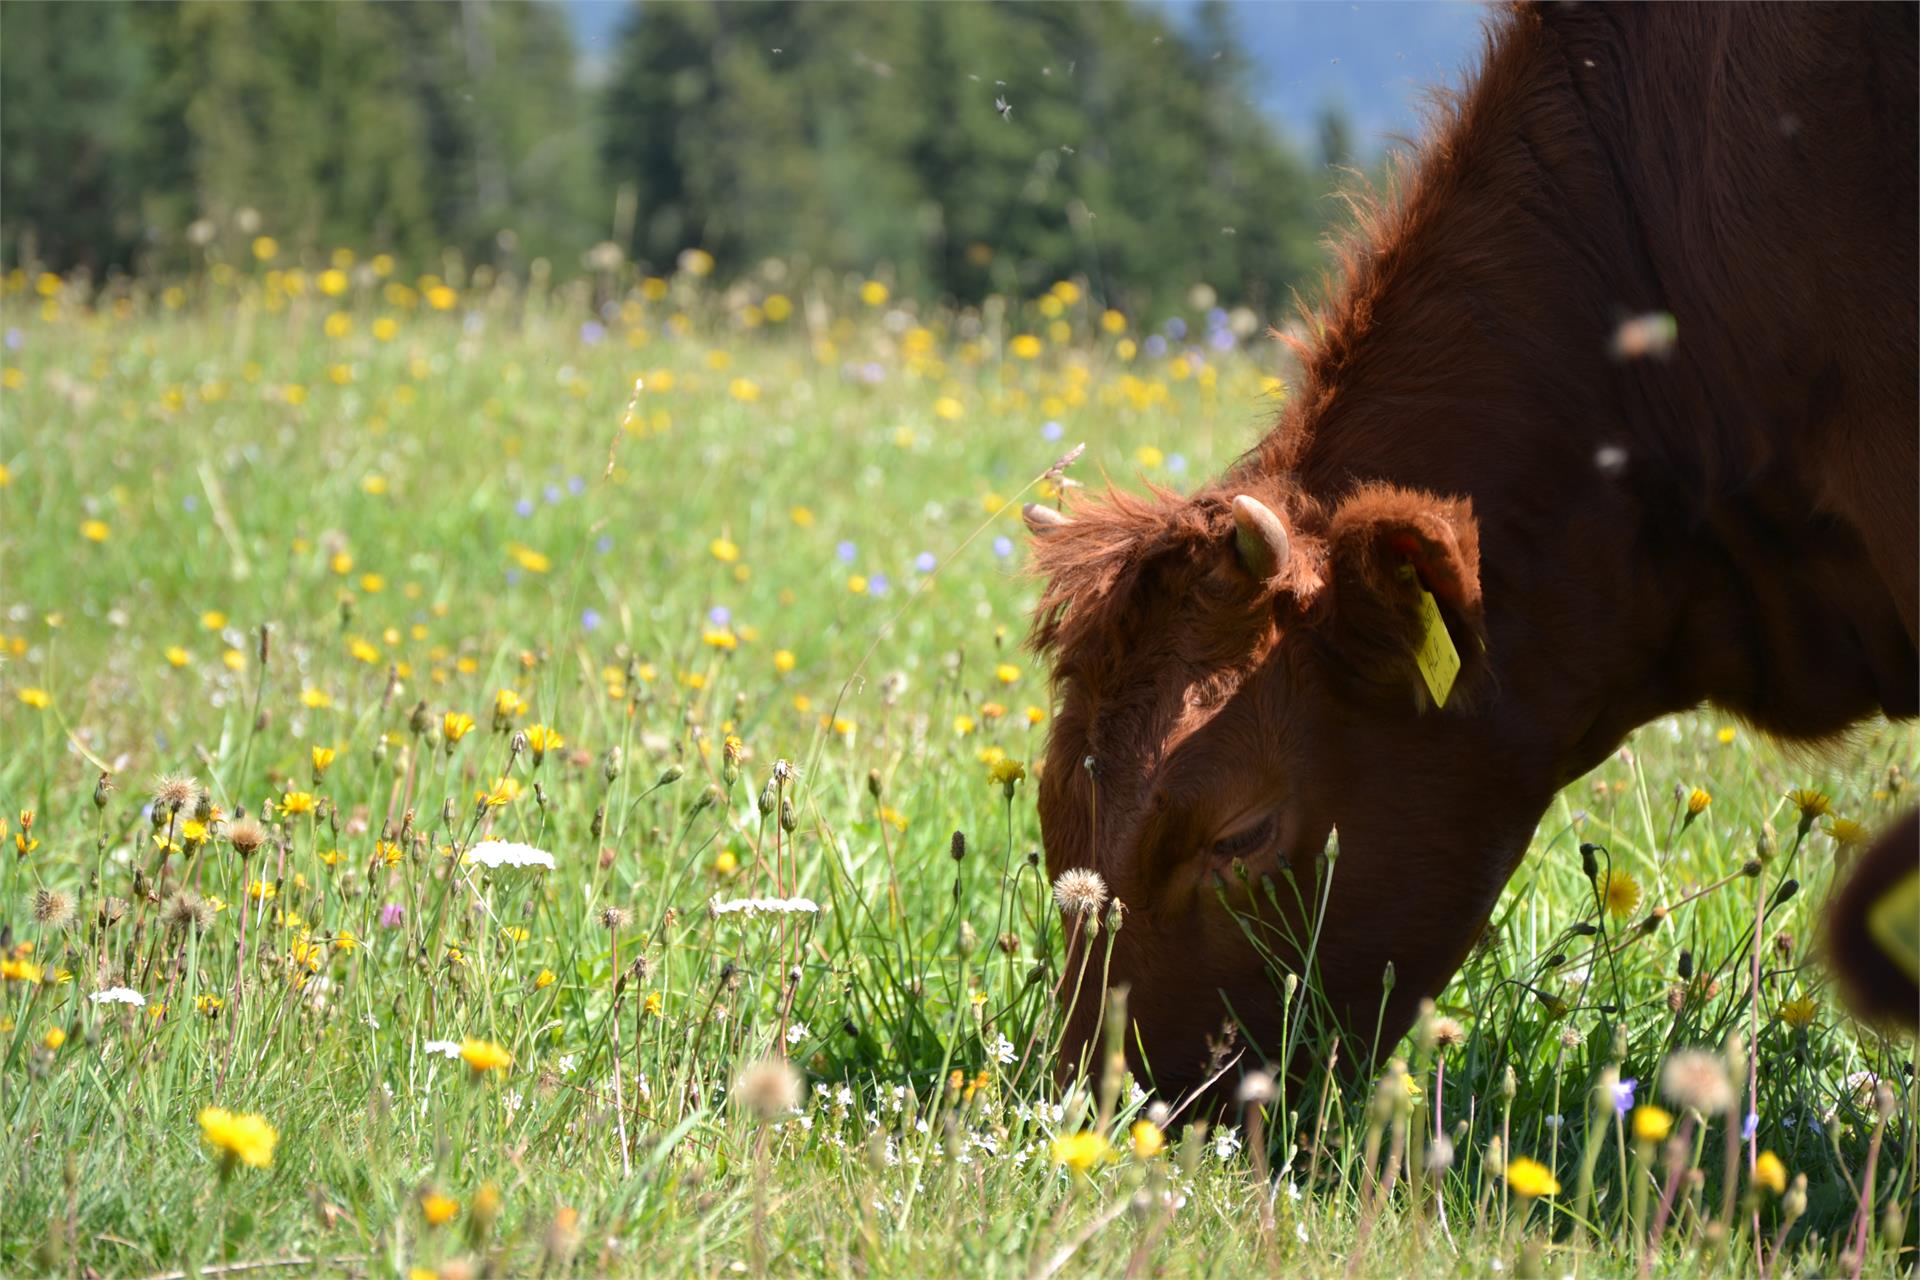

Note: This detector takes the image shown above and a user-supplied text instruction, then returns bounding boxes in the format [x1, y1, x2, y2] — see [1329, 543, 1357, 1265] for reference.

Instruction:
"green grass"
[0, 261, 1912, 1278]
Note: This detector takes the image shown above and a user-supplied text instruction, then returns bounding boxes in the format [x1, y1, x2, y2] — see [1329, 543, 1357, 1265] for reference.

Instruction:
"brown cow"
[1025, 2, 1917, 1100]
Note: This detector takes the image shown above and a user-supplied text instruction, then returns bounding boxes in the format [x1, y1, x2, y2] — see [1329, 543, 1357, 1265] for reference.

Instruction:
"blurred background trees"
[1, 0, 1374, 310]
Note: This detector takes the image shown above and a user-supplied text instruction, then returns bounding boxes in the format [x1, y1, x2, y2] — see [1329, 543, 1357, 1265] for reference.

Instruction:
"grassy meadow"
[0, 252, 1913, 1278]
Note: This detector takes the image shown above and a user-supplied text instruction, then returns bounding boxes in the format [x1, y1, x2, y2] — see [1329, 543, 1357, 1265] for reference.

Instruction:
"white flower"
[786, 1021, 810, 1045]
[88, 987, 146, 1007]
[465, 839, 556, 870]
[1295, 1221, 1310, 1245]
[423, 1039, 463, 1059]
[990, 1033, 1015, 1065]
[710, 895, 819, 917]
[1213, 1128, 1243, 1160]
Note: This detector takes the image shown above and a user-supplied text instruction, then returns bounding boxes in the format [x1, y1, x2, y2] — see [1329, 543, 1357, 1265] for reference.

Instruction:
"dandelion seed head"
[154, 773, 200, 813]
[734, 1056, 803, 1121]
[1660, 1048, 1735, 1115]
[1051, 867, 1108, 918]
[31, 887, 75, 928]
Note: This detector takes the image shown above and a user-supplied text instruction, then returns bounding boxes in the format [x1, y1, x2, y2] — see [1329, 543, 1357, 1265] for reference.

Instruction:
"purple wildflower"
[913, 551, 937, 573]
[836, 540, 857, 564]
[1612, 1078, 1638, 1118]
[379, 903, 405, 928]
[992, 536, 1014, 559]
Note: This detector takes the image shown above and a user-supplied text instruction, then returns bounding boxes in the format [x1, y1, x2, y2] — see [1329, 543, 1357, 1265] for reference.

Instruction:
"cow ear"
[1319, 485, 1483, 697]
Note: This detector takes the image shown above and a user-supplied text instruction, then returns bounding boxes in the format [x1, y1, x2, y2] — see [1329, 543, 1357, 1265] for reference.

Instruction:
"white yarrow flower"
[422, 1039, 463, 1059]
[465, 839, 557, 870]
[89, 986, 146, 1007]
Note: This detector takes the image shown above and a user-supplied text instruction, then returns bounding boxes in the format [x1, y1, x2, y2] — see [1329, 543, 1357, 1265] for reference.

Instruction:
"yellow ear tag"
[1398, 563, 1461, 708]
[1867, 866, 1920, 983]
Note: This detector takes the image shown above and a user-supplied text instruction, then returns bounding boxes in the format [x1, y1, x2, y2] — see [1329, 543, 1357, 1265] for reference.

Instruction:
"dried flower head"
[162, 890, 215, 933]
[226, 817, 268, 858]
[31, 887, 76, 929]
[1429, 1016, 1467, 1049]
[1052, 867, 1109, 919]
[599, 906, 633, 932]
[733, 1056, 803, 1121]
[154, 773, 200, 814]
[1660, 1048, 1735, 1115]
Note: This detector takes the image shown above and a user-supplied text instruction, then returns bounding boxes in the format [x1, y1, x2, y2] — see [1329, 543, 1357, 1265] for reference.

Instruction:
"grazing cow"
[1025, 2, 1917, 1100]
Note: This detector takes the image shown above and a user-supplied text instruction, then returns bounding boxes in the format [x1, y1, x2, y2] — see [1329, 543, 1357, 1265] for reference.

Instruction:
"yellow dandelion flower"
[1134, 445, 1165, 468]
[644, 990, 665, 1016]
[510, 545, 550, 573]
[1778, 996, 1818, 1028]
[994, 662, 1020, 684]
[1, 957, 44, 982]
[460, 1038, 512, 1074]
[1716, 726, 1737, 745]
[310, 746, 336, 776]
[1505, 1156, 1560, 1199]
[1787, 788, 1832, 822]
[1823, 817, 1869, 847]
[17, 688, 51, 709]
[1025, 705, 1046, 725]
[80, 519, 110, 543]
[1754, 1151, 1787, 1196]
[773, 649, 796, 674]
[953, 714, 976, 737]
[1009, 334, 1043, 360]
[702, 628, 738, 651]
[1632, 1105, 1673, 1143]
[988, 757, 1027, 788]
[1603, 870, 1641, 920]
[709, 537, 740, 563]
[1049, 1131, 1113, 1175]
[713, 848, 738, 876]
[165, 645, 190, 668]
[476, 778, 520, 809]
[420, 1192, 459, 1226]
[494, 688, 526, 719]
[198, 1106, 278, 1168]
[534, 968, 556, 990]
[301, 687, 333, 709]
[43, 1026, 66, 1051]
[280, 791, 316, 816]
[443, 711, 476, 743]
[859, 280, 889, 306]
[1129, 1120, 1166, 1160]
[1685, 787, 1711, 817]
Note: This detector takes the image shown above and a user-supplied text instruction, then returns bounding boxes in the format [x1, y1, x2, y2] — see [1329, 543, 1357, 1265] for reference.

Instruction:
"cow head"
[1026, 479, 1543, 1100]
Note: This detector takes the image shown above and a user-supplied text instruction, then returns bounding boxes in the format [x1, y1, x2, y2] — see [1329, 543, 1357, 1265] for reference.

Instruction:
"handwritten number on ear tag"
[1398, 563, 1461, 708]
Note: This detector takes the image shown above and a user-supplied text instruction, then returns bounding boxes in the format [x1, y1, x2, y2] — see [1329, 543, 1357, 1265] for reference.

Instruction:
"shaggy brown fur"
[1030, 2, 1917, 1099]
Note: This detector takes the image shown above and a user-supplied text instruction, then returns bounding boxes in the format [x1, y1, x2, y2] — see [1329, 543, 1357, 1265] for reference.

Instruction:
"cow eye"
[1210, 813, 1274, 860]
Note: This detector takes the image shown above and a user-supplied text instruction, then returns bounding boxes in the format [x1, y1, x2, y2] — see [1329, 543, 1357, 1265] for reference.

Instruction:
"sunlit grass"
[0, 258, 1912, 1277]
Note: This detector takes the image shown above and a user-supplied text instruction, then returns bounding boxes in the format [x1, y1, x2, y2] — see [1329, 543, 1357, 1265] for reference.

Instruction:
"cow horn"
[1023, 503, 1071, 534]
[1231, 494, 1290, 580]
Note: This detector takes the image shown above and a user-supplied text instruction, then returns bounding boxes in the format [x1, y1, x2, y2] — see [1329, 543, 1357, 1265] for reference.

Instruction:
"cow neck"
[1252, 19, 1737, 778]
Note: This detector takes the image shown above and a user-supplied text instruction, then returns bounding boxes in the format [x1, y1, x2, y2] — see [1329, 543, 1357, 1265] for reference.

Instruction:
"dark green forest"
[1, 0, 1357, 309]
